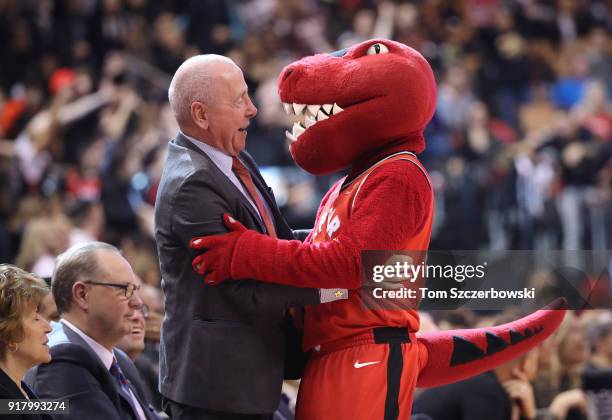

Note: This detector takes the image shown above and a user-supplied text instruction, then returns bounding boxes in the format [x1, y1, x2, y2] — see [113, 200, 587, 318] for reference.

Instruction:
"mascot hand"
[190, 214, 248, 285]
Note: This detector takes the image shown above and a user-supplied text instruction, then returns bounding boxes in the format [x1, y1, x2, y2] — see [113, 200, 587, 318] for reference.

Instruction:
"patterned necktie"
[232, 156, 277, 238]
[110, 357, 141, 419]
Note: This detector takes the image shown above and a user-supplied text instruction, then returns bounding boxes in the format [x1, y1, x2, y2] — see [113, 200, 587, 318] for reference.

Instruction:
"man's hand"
[190, 214, 248, 285]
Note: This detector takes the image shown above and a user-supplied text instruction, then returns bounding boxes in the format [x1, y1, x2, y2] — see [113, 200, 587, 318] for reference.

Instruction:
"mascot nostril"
[280, 68, 294, 83]
[189, 38, 567, 420]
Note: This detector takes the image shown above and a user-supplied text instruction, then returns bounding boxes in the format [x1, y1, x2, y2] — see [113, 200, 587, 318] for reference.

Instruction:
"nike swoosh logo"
[353, 360, 381, 368]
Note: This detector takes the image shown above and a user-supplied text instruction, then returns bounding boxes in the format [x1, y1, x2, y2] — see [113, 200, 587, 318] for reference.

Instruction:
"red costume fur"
[190, 39, 566, 418]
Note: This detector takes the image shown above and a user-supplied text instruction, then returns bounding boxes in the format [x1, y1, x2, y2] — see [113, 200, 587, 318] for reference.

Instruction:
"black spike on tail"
[416, 298, 566, 388]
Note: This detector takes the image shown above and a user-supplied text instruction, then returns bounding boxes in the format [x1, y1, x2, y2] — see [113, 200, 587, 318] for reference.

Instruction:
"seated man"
[117, 276, 147, 362]
[116, 276, 161, 411]
[132, 283, 164, 412]
[25, 242, 160, 420]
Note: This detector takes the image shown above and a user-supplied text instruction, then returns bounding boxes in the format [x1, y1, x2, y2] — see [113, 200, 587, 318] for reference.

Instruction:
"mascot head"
[278, 39, 437, 175]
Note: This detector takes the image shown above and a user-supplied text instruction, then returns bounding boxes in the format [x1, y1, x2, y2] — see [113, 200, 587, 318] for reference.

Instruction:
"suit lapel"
[124, 381, 156, 420]
[174, 135, 266, 233]
[111, 352, 145, 420]
[60, 324, 129, 416]
[115, 386, 138, 419]
[115, 352, 158, 420]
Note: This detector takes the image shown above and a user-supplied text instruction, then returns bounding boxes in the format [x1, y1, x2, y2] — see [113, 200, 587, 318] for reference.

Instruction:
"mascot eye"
[366, 43, 389, 55]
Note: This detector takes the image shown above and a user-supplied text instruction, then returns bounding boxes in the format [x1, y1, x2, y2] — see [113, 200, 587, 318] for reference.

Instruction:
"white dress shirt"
[181, 131, 274, 229]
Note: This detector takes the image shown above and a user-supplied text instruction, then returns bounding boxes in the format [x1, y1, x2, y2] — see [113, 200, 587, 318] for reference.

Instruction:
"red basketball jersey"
[303, 152, 434, 351]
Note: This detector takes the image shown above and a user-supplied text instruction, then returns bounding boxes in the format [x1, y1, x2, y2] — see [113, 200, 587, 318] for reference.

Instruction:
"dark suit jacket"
[0, 368, 53, 420]
[154, 134, 320, 414]
[24, 322, 159, 420]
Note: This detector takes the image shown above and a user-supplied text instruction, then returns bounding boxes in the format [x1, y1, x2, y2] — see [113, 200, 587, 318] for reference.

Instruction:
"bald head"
[168, 54, 257, 155]
[168, 54, 240, 126]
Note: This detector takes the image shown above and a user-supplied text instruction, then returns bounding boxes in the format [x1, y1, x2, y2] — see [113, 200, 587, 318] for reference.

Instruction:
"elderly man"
[155, 55, 346, 419]
[25, 242, 160, 420]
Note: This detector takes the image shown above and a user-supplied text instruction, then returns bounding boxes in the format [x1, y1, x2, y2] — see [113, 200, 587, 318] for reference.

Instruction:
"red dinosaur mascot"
[190, 39, 566, 419]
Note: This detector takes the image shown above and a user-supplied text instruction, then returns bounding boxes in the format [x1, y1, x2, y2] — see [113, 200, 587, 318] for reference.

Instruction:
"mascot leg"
[296, 329, 427, 420]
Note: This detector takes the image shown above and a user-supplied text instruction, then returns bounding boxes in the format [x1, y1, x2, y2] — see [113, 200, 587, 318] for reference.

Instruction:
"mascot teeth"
[282, 102, 338, 117]
[304, 116, 316, 128]
[292, 103, 306, 115]
[307, 105, 320, 116]
[285, 130, 298, 143]
[283, 102, 344, 143]
[316, 109, 329, 121]
[292, 121, 305, 138]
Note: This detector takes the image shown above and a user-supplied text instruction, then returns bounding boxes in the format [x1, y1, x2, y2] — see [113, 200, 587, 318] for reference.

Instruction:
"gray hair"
[168, 54, 236, 125]
[52, 242, 120, 314]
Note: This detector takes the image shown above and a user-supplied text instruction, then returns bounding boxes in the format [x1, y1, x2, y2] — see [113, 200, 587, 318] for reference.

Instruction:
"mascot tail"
[416, 298, 566, 388]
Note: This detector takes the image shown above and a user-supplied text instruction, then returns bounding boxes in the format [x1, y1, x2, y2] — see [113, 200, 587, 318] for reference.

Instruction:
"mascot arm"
[229, 161, 431, 289]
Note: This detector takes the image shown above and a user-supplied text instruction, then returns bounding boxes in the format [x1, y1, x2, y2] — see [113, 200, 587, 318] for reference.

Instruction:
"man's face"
[205, 65, 257, 156]
[121, 307, 145, 349]
[86, 251, 143, 347]
[116, 293, 146, 360]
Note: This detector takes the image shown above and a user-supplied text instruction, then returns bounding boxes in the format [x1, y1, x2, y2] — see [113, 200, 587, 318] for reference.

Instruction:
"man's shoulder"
[160, 136, 222, 188]
[44, 323, 105, 371]
[164, 138, 205, 177]
[24, 324, 110, 394]
[48, 341, 99, 366]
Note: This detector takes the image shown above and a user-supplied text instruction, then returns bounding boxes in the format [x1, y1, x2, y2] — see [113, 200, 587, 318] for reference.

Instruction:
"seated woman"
[0, 264, 53, 420]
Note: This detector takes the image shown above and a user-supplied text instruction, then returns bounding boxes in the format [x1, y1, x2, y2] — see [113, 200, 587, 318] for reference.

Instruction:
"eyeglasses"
[83, 281, 140, 299]
[138, 303, 150, 319]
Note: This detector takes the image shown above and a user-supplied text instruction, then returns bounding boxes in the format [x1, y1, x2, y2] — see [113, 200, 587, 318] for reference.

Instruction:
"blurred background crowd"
[0, 0, 610, 418]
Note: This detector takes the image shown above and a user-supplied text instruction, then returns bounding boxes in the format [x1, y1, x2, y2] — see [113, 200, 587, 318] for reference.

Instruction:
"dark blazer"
[0, 367, 53, 420]
[24, 322, 159, 420]
[154, 134, 320, 414]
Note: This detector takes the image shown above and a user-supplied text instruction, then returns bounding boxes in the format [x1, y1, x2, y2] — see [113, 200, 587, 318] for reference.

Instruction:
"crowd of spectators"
[0, 0, 610, 260]
[0, 0, 610, 419]
[413, 309, 612, 420]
